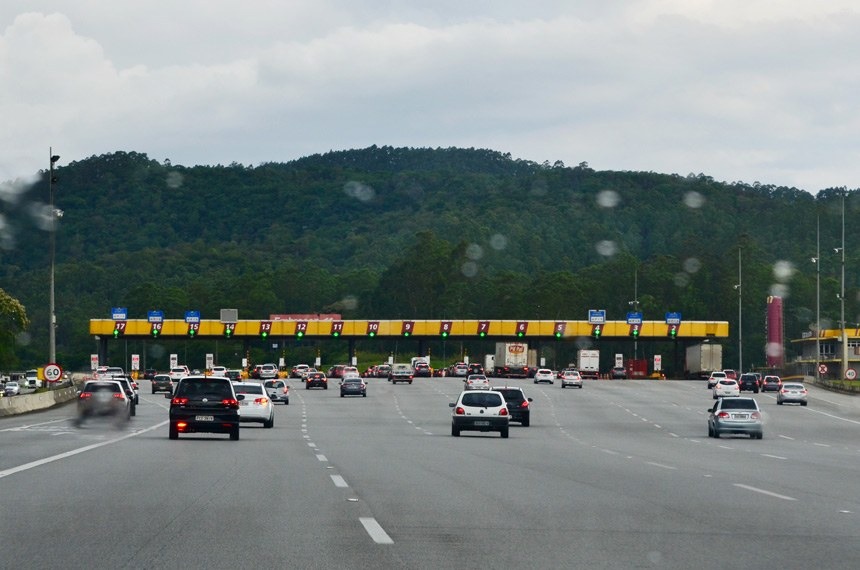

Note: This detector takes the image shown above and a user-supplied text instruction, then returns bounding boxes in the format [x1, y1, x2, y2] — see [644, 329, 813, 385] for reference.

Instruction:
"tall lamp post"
[734, 247, 742, 373]
[49, 149, 60, 366]
[813, 216, 821, 382]
[629, 267, 640, 360]
[838, 191, 847, 380]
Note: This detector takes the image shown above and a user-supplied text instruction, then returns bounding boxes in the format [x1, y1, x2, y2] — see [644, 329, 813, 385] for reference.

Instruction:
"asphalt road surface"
[2, 378, 859, 569]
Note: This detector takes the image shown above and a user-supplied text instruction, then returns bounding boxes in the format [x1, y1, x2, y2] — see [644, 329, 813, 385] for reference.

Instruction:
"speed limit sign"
[847, 368, 857, 380]
[43, 363, 63, 383]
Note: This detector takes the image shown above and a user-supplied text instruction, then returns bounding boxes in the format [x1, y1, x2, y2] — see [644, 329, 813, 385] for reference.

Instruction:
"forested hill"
[0, 146, 853, 369]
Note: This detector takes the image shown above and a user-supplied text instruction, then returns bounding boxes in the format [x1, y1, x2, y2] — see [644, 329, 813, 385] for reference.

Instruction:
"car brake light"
[750, 411, 762, 419]
[177, 421, 188, 430]
[717, 411, 730, 418]
[499, 407, 509, 416]
[222, 398, 240, 409]
[255, 398, 268, 405]
[171, 396, 189, 405]
[455, 406, 465, 415]
[113, 393, 125, 400]
[520, 401, 529, 408]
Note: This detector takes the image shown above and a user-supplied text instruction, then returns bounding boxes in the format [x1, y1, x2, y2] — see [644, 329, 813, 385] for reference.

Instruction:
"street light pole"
[814, 216, 821, 382]
[840, 191, 847, 380]
[48, 149, 60, 366]
[735, 247, 743, 373]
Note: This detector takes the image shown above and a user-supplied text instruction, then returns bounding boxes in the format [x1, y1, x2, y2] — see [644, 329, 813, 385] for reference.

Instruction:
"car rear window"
[234, 384, 264, 394]
[496, 390, 524, 403]
[720, 399, 758, 410]
[783, 384, 804, 389]
[178, 380, 232, 397]
[86, 383, 121, 393]
[718, 380, 736, 386]
[462, 393, 503, 407]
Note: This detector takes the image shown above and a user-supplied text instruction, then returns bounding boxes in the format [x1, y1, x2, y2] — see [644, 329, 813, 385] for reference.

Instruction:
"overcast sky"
[2, 0, 859, 194]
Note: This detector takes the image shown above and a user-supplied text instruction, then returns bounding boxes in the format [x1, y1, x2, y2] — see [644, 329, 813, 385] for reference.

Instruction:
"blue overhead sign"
[185, 310, 201, 323]
[147, 310, 164, 323]
[588, 309, 607, 324]
[111, 307, 128, 320]
[626, 312, 643, 324]
[665, 312, 682, 325]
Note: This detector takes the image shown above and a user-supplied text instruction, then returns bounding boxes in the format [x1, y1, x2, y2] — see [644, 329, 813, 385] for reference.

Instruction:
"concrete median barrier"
[0, 379, 83, 417]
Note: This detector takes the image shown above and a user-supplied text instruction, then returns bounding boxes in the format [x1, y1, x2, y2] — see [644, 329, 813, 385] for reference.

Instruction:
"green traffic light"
[479, 331, 487, 338]
[296, 331, 304, 339]
[113, 329, 120, 338]
[441, 332, 448, 338]
[332, 331, 340, 337]
[368, 331, 376, 337]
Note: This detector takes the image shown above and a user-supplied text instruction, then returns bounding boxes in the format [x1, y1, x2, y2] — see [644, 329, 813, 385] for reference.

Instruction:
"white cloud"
[2, 1, 860, 192]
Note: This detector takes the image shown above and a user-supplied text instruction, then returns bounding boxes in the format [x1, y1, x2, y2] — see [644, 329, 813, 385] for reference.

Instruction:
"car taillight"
[780, 388, 788, 393]
[520, 401, 529, 408]
[499, 407, 509, 416]
[171, 396, 189, 405]
[751, 411, 762, 420]
[222, 398, 239, 409]
[113, 393, 125, 400]
[79, 392, 92, 399]
[255, 398, 268, 405]
[717, 411, 730, 418]
[455, 406, 465, 415]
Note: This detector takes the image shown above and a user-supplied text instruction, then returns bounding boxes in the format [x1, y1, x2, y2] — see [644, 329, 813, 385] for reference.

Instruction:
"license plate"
[733, 414, 749, 420]
[195, 415, 214, 421]
[474, 420, 490, 426]
[240, 402, 249, 406]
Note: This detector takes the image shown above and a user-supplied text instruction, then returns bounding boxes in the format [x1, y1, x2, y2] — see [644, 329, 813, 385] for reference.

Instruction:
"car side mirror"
[527, 398, 533, 402]
[165, 393, 173, 399]
[449, 402, 455, 407]
[237, 394, 245, 401]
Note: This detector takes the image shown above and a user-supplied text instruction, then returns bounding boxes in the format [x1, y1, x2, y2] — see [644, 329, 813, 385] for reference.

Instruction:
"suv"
[414, 362, 432, 377]
[259, 363, 278, 380]
[738, 373, 760, 393]
[111, 377, 138, 416]
[762, 375, 782, 392]
[450, 390, 510, 438]
[167, 376, 242, 440]
[707, 396, 763, 439]
[389, 364, 414, 384]
[143, 368, 157, 380]
[493, 386, 532, 427]
[151, 374, 173, 394]
[169, 366, 189, 382]
[707, 371, 727, 389]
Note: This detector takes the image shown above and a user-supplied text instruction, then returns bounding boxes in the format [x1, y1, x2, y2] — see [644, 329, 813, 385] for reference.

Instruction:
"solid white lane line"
[360, 517, 394, 544]
[646, 461, 677, 470]
[331, 474, 348, 488]
[733, 483, 797, 501]
[761, 453, 787, 460]
[0, 418, 69, 432]
[0, 421, 167, 479]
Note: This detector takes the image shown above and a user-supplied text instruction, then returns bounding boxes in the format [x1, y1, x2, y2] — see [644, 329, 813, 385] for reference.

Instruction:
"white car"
[169, 366, 189, 382]
[560, 370, 583, 389]
[464, 374, 490, 390]
[232, 382, 274, 427]
[259, 363, 279, 380]
[450, 390, 510, 438]
[291, 364, 309, 378]
[707, 371, 727, 389]
[533, 369, 555, 385]
[4, 381, 20, 396]
[263, 379, 290, 404]
[713, 379, 740, 399]
[210, 366, 227, 377]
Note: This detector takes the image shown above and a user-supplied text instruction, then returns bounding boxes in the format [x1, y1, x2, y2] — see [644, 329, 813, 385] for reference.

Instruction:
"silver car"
[708, 396, 763, 439]
[777, 382, 808, 406]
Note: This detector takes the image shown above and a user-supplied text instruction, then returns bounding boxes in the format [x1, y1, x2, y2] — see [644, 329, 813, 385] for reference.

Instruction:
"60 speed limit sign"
[43, 363, 63, 383]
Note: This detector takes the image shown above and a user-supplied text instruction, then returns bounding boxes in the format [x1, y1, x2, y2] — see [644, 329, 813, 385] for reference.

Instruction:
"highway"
[2, 377, 860, 569]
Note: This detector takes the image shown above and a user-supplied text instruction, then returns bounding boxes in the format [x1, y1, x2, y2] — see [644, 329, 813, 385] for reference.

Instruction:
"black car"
[340, 377, 367, 397]
[738, 373, 760, 393]
[492, 386, 532, 427]
[306, 372, 328, 389]
[467, 363, 484, 376]
[142, 368, 157, 380]
[151, 373, 173, 394]
[167, 376, 242, 440]
[414, 362, 432, 377]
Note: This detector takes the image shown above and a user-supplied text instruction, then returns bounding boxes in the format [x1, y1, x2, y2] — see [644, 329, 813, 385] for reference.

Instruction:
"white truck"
[577, 349, 600, 379]
[685, 343, 723, 379]
[494, 342, 530, 378]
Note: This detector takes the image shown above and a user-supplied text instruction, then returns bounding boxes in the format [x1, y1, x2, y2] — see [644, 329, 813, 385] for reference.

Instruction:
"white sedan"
[713, 379, 740, 399]
[232, 382, 274, 428]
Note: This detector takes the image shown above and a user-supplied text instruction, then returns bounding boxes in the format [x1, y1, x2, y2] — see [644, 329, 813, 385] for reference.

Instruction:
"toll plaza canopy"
[90, 319, 729, 340]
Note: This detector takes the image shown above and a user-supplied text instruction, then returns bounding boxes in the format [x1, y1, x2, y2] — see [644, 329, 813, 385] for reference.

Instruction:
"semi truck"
[685, 343, 722, 379]
[494, 342, 531, 378]
[577, 349, 600, 379]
